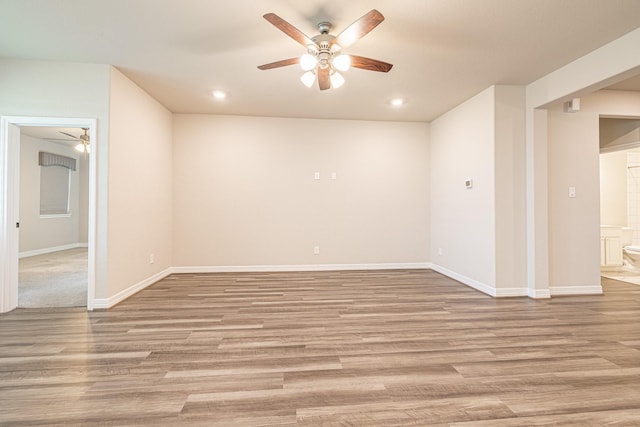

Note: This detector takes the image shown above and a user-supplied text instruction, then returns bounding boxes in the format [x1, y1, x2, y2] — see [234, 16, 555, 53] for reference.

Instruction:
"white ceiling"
[1, 0, 640, 122]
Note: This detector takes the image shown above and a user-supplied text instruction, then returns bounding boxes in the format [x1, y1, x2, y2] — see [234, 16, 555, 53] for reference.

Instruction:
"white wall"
[525, 27, 640, 296]
[545, 90, 640, 294]
[78, 154, 89, 244]
[430, 87, 496, 289]
[430, 85, 527, 296]
[172, 114, 430, 269]
[599, 149, 628, 226]
[494, 86, 527, 292]
[19, 135, 81, 253]
[0, 59, 110, 301]
[107, 68, 173, 297]
[547, 109, 601, 291]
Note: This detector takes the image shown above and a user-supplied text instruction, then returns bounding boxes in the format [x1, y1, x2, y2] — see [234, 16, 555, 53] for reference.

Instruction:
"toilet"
[621, 227, 640, 271]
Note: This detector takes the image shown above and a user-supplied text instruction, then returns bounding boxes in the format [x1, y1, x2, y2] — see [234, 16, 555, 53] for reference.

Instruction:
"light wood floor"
[1, 270, 640, 426]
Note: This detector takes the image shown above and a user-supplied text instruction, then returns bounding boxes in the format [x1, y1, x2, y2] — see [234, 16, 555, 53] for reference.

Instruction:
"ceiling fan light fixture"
[300, 53, 317, 71]
[212, 90, 227, 100]
[75, 142, 86, 153]
[300, 71, 316, 88]
[330, 71, 345, 89]
[259, 10, 392, 91]
[332, 54, 351, 72]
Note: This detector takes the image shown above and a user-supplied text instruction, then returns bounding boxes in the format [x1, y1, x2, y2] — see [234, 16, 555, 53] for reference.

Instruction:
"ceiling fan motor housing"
[317, 22, 332, 34]
[311, 32, 339, 70]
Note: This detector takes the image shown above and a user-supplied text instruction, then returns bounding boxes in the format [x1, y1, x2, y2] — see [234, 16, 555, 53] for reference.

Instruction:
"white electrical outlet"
[314, 246, 320, 255]
[438, 248, 443, 256]
[149, 253, 155, 264]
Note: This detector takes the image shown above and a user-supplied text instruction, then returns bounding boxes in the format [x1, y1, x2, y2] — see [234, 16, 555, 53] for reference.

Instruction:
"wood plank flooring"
[1, 270, 640, 426]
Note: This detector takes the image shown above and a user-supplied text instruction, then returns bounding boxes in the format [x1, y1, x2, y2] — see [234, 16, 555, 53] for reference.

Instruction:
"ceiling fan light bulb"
[330, 71, 345, 89]
[75, 143, 85, 153]
[300, 53, 317, 71]
[300, 71, 316, 88]
[212, 90, 227, 100]
[333, 54, 351, 71]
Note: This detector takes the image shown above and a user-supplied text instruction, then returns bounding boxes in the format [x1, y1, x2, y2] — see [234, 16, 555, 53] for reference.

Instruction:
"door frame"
[0, 116, 97, 312]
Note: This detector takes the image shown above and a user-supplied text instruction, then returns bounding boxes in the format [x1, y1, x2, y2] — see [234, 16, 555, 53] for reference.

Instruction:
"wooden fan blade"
[330, 9, 384, 49]
[46, 138, 77, 142]
[318, 67, 330, 90]
[59, 131, 79, 139]
[258, 58, 299, 70]
[349, 55, 393, 72]
[263, 13, 315, 48]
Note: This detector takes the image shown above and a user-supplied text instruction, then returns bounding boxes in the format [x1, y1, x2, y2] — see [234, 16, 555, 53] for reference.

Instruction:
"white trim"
[0, 120, 20, 313]
[92, 268, 172, 310]
[528, 288, 551, 299]
[495, 287, 530, 298]
[39, 214, 72, 219]
[430, 263, 497, 297]
[0, 116, 97, 313]
[19, 243, 86, 259]
[171, 262, 432, 274]
[429, 264, 530, 298]
[550, 285, 603, 296]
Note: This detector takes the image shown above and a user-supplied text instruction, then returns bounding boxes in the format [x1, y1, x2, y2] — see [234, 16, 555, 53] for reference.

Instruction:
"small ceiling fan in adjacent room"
[58, 128, 90, 153]
[258, 9, 393, 90]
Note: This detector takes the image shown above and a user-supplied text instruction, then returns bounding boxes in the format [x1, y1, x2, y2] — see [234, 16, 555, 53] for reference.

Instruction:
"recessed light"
[390, 98, 404, 107]
[212, 90, 227, 100]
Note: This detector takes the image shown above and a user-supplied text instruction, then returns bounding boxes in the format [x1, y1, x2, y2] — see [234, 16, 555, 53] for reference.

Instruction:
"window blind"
[38, 151, 76, 171]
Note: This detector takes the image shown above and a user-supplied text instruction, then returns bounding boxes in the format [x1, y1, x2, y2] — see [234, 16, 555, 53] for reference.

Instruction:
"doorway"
[0, 116, 97, 312]
[599, 117, 640, 286]
[18, 126, 90, 307]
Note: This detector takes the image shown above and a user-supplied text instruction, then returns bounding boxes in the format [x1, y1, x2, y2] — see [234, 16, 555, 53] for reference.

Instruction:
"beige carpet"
[18, 248, 87, 308]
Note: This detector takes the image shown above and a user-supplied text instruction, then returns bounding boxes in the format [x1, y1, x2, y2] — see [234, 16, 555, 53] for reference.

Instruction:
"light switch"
[331, 172, 337, 180]
[314, 172, 320, 180]
[569, 186, 576, 198]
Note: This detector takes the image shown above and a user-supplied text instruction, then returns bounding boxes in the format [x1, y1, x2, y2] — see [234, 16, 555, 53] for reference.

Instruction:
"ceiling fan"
[258, 9, 393, 90]
[56, 128, 90, 153]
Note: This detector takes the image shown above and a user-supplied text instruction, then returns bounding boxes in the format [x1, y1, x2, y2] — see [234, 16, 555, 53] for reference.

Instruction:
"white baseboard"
[430, 263, 497, 297]
[430, 263, 529, 298]
[495, 287, 530, 297]
[92, 268, 172, 310]
[171, 262, 431, 274]
[91, 263, 428, 310]
[19, 243, 86, 259]
[87, 263, 603, 310]
[550, 285, 603, 296]
[528, 288, 551, 299]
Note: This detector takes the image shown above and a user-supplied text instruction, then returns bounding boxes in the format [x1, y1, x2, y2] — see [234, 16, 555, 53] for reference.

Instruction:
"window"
[38, 152, 76, 216]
